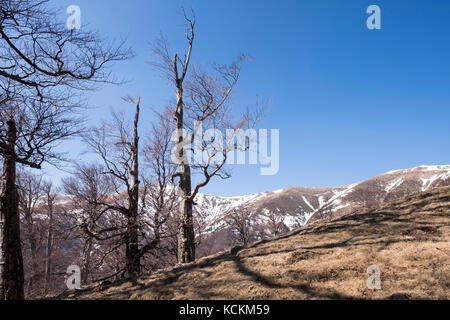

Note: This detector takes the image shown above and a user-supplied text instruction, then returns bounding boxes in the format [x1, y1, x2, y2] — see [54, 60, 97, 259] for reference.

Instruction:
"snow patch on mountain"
[386, 178, 404, 192]
[302, 196, 315, 211]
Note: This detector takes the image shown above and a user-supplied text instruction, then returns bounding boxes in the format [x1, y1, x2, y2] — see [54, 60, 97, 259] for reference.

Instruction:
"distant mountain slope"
[308, 165, 450, 222]
[57, 185, 450, 300]
[195, 165, 450, 254]
[45, 165, 450, 261]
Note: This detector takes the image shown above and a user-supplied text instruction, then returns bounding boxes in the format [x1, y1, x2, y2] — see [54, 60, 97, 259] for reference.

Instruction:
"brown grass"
[56, 187, 450, 300]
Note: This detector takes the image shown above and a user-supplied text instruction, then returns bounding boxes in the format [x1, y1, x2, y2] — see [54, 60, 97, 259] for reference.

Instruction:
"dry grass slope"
[56, 187, 450, 300]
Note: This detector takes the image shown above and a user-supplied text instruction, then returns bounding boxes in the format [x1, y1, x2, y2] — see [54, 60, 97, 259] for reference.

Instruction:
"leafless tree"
[261, 210, 288, 238]
[17, 171, 74, 298]
[151, 9, 266, 263]
[17, 170, 45, 295]
[141, 107, 180, 266]
[83, 97, 161, 278]
[62, 163, 117, 285]
[143, 108, 178, 243]
[225, 208, 254, 247]
[0, 0, 131, 299]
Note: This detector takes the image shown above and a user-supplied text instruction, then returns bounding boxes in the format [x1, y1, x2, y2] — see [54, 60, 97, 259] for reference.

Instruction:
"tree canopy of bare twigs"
[0, 0, 132, 168]
[0, 0, 131, 300]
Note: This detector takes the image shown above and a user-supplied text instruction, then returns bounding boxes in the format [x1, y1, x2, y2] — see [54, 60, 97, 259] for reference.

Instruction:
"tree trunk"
[44, 194, 54, 294]
[175, 85, 196, 264]
[177, 194, 195, 263]
[125, 99, 141, 277]
[81, 237, 92, 285]
[25, 217, 38, 296]
[125, 216, 140, 277]
[0, 117, 24, 300]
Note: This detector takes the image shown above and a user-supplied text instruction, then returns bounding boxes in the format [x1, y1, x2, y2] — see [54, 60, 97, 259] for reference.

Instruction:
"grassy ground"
[56, 187, 450, 300]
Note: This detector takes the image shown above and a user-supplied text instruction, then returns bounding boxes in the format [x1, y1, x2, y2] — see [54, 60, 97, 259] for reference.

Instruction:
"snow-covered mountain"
[194, 165, 450, 254]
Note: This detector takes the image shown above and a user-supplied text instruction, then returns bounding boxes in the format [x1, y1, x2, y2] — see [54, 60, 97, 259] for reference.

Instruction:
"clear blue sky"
[45, 0, 450, 196]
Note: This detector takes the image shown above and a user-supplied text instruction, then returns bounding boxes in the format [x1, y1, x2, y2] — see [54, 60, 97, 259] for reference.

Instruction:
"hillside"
[55, 185, 450, 300]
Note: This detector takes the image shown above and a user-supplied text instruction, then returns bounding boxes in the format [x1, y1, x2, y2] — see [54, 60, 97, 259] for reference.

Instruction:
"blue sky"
[45, 0, 450, 196]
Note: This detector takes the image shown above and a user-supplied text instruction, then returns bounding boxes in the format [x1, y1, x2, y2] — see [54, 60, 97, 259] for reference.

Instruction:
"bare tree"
[83, 97, 160, 278]
[62, 163, 116, 285]
[141, 107, 216, 263]
[18, 171, 74, 298]
[141, 107, 180, 265]
[143, 108, 177, 243]
[17, 170, 45, 295]
[225, 208, 254, 247]
[151, 9, 265, 263]
[261, 210, 288, 238]
[0, 0, 131, 299]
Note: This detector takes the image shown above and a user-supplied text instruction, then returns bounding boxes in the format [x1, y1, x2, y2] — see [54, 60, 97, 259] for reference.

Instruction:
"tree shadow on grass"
[231, 252, 354, 300]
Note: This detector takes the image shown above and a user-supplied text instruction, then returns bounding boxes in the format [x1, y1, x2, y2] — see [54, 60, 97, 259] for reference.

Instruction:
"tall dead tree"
[151, 9, 265, 263]
[0, 0, 131, 299]
[127, 97, 141, 276]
